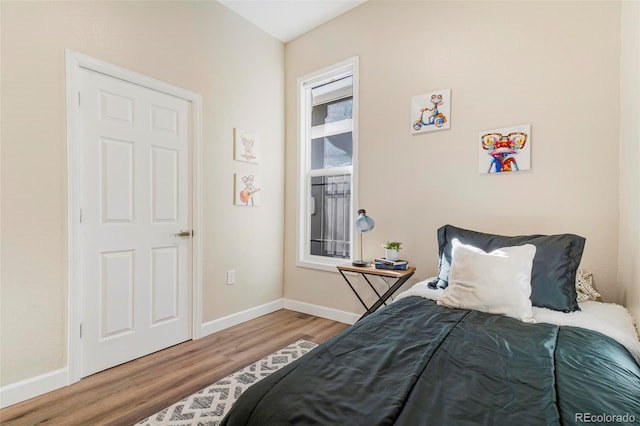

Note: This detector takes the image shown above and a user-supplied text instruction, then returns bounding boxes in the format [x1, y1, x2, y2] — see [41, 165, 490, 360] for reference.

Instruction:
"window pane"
[311, 133, 353, 169]
[312, 98, 353, 126]
[299, 59, 357, 268]
[309, 174, 351, 259]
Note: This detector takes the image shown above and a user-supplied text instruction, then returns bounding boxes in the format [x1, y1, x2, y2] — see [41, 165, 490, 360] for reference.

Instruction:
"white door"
[80, 68, 191, 377]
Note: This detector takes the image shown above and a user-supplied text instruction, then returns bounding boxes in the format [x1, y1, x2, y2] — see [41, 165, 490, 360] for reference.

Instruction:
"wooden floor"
[0, 309, 350, 426]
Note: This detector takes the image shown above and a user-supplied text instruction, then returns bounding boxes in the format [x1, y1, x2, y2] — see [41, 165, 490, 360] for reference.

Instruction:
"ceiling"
[218, 0, 367, 43]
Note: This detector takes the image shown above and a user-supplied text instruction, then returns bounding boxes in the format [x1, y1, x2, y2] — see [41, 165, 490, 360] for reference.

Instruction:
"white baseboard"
[284, 299, 359, 325]
[0, 367, 68, 409]
[198, 299, 358, 337]
[1, 299, 354, 409]
[199, 299, 285, 337]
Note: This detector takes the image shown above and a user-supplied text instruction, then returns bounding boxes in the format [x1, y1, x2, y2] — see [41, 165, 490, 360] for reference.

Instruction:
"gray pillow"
[428, 225, 585, 312]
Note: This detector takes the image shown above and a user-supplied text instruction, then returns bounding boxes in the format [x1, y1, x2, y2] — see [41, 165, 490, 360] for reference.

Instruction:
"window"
[297, 57, 358, 270]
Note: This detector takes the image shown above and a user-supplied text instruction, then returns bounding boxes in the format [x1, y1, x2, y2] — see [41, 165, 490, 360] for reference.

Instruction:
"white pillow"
[437, 239, 537, 323]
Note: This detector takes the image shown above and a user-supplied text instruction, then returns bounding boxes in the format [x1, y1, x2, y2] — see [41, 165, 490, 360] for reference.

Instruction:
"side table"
[337, 263, 416, 321]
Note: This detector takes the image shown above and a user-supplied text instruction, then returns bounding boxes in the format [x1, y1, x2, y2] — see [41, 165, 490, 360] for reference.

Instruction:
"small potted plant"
[382, 241, 402, 261]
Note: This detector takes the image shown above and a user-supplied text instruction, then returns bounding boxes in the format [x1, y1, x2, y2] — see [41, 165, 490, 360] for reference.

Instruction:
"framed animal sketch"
[411, 89, 451, 134]
[234, 128, 260, 164]
[478, 124, 531, 174]
[234, 173, 261, 206]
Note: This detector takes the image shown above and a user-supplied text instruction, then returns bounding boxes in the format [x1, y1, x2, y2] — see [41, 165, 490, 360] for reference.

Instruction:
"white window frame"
[296, 57, 359, 272]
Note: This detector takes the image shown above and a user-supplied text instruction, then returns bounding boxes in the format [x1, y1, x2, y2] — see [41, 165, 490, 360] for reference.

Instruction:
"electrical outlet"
[227, 270, 236, 285]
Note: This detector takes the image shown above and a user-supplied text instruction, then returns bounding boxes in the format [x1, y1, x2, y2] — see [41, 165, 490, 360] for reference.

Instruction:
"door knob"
[174, 230, 192, 238]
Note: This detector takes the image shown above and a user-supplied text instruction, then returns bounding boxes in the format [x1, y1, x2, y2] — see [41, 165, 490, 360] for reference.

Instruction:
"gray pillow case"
[428, 225, 586, 312]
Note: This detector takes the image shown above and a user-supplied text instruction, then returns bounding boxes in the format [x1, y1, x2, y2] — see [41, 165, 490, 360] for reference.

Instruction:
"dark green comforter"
[221, 297, 640, 425]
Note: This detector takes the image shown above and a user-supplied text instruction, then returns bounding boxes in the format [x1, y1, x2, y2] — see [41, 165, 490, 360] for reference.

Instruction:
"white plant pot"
[385, 249, 400, 261]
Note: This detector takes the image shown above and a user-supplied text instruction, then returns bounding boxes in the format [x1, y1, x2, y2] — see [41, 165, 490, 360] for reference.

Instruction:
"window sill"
[296, 258, 347, 273]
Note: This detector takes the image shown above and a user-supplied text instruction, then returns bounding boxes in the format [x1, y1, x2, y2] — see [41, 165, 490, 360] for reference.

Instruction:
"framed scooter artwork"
[411, 88, 451, 134]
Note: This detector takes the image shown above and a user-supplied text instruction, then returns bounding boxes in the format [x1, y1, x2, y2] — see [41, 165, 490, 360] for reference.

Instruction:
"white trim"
[308, 165, 353, 178]
[65, 49, 204, 383]
[199, 299, 286, 337]
[200, 298, 357, 339]
[296, 56, 359, 271]
[2, 299, 354, 407]
[297, 255, 346, 272]
[191, 94, 204, 339]
[0, 368, 68, 409]
[284, 299, 358, 325]
[65, 49, 83, 385]
[311, 118, 353, 139]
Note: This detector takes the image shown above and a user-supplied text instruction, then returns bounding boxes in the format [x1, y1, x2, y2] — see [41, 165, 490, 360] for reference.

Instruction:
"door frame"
[65, 49, 203, 384]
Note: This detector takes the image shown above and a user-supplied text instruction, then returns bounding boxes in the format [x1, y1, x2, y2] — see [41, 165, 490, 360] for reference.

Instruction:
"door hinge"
[78, 92, 81, 106]
[79, 209, 83, 223]
[80, 323, 83, 338]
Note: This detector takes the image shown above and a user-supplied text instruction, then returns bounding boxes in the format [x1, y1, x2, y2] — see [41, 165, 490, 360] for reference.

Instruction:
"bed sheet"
[222, 297, 640, 426]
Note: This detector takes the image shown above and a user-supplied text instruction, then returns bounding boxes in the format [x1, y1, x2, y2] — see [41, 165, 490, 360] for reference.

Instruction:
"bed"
[221, 225, 640, 425]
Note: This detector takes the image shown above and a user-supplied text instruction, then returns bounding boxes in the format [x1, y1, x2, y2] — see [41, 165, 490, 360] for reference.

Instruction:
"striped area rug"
[136, 339, 317, 426]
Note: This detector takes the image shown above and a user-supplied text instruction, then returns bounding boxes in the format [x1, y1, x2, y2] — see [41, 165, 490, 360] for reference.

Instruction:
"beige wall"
[618, 1, 640, 325]
[1, 0, 635, 395]
[0, 1, 285, 386]
[284, 1, 623, 313]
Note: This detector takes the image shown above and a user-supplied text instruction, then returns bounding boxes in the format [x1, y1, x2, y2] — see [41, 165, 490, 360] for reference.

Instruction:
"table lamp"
[352, 209, 375, 267]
